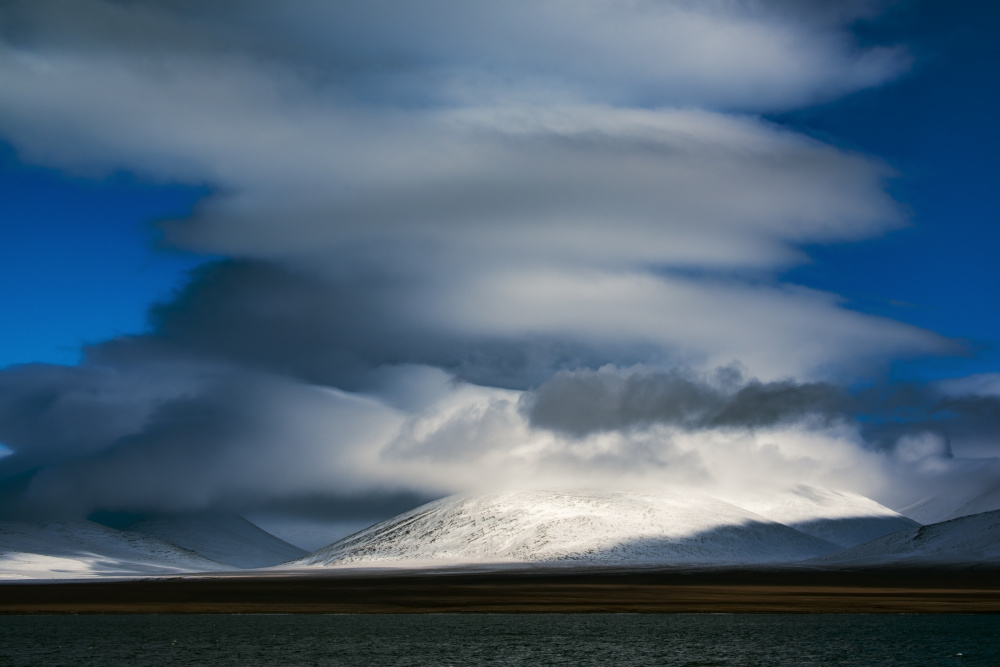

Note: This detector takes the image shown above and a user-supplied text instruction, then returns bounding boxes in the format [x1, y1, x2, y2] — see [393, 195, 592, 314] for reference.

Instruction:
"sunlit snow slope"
[0, 520, 226, 580]
[729, 486, 919, 548]
[124, 513, 307, 569]
[297, 490, 841, 568]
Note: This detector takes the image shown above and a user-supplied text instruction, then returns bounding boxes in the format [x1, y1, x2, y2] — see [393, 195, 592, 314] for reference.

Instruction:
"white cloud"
[1, 0, 909, 110]
[0, 1, 938, 382]
[0, 48, 945, 377]
[2, 0, 986, 522]
[3, 366, 883, 512]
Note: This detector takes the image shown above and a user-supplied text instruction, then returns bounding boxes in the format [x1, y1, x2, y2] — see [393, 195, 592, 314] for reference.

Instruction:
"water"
[1, 614, 997, 666]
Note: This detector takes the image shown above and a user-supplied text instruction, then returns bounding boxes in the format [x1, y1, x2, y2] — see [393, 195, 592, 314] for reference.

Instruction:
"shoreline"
[3, 567, 1000, 614]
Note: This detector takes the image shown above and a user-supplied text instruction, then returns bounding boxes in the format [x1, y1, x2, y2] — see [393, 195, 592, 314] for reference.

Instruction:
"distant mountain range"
[0, 513, 305, 579]
[0, 519, 226, 580]
[2, 486, 998, 579]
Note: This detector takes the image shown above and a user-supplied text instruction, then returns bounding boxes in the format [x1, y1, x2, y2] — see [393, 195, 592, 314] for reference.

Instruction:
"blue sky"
[0, 144, 207, 366]
[777, 0, 1000, 382]
[1, 0, 998, 522]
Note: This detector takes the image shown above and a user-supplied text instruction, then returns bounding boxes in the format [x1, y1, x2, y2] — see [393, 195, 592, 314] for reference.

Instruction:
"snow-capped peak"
[296, 489, 841, 568]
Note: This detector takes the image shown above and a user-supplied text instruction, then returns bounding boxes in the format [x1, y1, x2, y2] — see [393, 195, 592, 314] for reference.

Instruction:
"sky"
[0, 0, 998, 538]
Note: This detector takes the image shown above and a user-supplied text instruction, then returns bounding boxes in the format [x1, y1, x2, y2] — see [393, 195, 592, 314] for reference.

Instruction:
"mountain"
[0, 519, 226, 580]
[810, 509, 1000, 567]
[947, 487, 1000, 521]
[123, 513, 307, 569]
[899, 494, 958, 525]
[296, 490, 842, 568]
[900, 487, 1000, 525]
[897, 460, 1000, 524]
[727, 486, 920, 548]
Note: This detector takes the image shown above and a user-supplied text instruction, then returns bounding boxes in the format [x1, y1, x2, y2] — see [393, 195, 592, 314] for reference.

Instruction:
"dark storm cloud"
[0, 355, 412, 519]
[0, 359, 200, 478]
[0, 353, 274, 517]
[143, 259, 681, 390]
[857, 388, 1000, 458]
[526, 368, 846, 436]
[16, 380, 259, 516]
[526, 366, 1000, 460]
[12, 374, 292, 514]
[146, 260, 401, 389]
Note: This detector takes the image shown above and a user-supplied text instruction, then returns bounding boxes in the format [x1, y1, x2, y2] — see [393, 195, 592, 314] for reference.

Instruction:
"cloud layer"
[0, 0, 995, 524]
[4, 353, 999, 521]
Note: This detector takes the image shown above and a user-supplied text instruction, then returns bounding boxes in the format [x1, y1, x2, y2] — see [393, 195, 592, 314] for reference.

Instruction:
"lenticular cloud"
[0, 0, 993, 525]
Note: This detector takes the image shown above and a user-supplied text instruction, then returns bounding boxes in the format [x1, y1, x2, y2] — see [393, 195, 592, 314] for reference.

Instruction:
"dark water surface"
[2, 614, 998, 666]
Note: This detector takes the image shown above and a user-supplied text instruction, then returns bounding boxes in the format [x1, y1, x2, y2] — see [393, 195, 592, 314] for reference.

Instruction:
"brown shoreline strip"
[3, 568, 1000, 614]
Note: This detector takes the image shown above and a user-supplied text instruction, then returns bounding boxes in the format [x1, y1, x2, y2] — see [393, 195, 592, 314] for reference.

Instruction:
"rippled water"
[2, 614, 998, 666]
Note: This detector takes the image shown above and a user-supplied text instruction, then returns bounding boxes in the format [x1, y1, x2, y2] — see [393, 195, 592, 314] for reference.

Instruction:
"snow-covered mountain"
[726, 486, 919, 548]
[900, 486, 1000, 525]
[809, 509, 1000, 567]
[7, 488, 990, 579]
[0, 519, 227, 580]
[946, 487, 1000, 521]
[897, 460, 1000, 524]
[898, 495, 955, 525]
[296, 490, 842, 568]
[123, 513, 307, 569]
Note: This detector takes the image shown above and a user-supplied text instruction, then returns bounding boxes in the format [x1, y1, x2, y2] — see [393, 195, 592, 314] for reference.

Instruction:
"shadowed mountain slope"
[124, 513, 307, 569]
[0, 519, 226, 579]
[810, 509, 1000, 567]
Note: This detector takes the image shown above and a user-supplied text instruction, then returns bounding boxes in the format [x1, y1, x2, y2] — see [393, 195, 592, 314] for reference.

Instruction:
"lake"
[2, 614, 998, 665]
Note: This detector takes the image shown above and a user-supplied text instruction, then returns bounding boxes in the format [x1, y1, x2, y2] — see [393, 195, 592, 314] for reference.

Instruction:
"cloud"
[0, 0, 907, 110]
[0, 1, 992, 525]
[0, 358, 208, 478]
[0, 1, 942, 388]
[139, 259, 944, 392]
[2, 359, 410, 518]
[938, 373, 1000, 398]
[1, 352, 997, 521]
[526, 366, 847, 436]
[0, 0, 940, 383]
